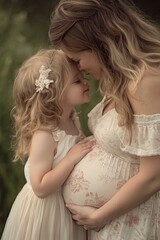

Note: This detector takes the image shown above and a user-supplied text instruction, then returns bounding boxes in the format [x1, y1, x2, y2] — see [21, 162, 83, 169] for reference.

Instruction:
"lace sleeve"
[120, 114, 160, 156]
[52, 129, 66, 142]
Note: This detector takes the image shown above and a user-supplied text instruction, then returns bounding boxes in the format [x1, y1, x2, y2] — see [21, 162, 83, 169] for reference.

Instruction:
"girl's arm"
[30, 131, 94, 198]
[67, 72, 160, 230]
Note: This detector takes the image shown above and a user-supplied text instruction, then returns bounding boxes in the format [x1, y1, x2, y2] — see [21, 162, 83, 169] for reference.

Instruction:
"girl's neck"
[58, 107, 79, 136]
[61, 108, 73, 122]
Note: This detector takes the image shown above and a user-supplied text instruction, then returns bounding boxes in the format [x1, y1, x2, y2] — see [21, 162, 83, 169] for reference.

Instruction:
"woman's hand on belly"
[66, 203, 106, 231]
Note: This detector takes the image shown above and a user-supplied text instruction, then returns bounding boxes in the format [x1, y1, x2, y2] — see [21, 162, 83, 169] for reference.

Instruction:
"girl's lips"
[83, 88, 89, 93]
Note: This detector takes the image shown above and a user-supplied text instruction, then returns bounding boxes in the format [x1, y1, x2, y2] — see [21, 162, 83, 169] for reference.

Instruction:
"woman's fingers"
[66, 204, 104, 230]
[66, 203, 80, 214]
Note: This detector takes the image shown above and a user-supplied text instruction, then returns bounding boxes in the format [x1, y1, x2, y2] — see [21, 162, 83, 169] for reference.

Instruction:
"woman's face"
[64, 50, 102, 80]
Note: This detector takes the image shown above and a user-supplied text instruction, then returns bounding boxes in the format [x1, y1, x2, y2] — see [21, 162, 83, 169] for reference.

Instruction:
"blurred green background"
[0, 0, 159, 236]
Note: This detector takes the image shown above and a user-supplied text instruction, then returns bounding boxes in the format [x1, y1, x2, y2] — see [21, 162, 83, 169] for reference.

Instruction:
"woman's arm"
[67, 71, 160, 230]
[30, 131, 94, 198]
[67, 155, 160, 230]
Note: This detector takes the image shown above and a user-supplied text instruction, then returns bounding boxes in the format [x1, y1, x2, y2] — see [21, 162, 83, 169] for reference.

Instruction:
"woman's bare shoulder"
[127, 70, 160, 115]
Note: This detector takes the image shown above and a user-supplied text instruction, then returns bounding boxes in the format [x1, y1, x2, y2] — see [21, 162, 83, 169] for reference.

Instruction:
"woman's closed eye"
[73, 59, 80, 64]
[71, 58, 80, 66]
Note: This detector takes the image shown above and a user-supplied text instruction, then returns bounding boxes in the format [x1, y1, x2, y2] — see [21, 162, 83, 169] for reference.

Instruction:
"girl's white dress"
[63, 98, 160, 240]
[1, 117, 86, 240]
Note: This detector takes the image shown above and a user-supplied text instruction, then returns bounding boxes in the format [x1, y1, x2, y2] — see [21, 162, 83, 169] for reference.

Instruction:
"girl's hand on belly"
[66, 203, 106, 231]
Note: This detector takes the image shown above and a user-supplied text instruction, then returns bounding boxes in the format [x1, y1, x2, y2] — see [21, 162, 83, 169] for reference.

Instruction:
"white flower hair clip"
[35, 65, 54, 92]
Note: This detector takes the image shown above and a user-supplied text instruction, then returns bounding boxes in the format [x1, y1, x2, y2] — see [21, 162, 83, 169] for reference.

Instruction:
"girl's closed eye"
[74, 78, 81, 84]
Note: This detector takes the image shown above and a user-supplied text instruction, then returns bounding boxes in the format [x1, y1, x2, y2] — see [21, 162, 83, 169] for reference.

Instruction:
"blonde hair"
[49, 0, 160, 130]
[13, 49, 74, 162]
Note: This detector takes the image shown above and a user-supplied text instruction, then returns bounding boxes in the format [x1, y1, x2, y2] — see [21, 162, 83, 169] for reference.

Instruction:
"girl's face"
[63, 63, 90, 108]
[64, 50, 102, 80]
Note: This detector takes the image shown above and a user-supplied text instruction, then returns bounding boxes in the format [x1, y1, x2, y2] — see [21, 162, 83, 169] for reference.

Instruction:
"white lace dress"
[2, 119, 86, 240]
[63, 98, 160, 240]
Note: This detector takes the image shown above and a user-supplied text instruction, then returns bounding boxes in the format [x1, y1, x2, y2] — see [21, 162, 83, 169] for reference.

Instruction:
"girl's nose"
[83, 80, 89, 86]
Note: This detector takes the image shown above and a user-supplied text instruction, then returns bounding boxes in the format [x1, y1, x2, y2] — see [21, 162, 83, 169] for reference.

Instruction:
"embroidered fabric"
[63, 98, 160, 240]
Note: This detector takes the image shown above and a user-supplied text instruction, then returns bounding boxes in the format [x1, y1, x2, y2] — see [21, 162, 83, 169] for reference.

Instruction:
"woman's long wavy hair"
[13, 49, 73, 162]
[49, 0, 160, 131]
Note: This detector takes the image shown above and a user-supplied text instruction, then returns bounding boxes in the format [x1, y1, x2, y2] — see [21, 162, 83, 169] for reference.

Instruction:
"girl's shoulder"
[30, 130, 57, 155]
[32, 130, 54, 141]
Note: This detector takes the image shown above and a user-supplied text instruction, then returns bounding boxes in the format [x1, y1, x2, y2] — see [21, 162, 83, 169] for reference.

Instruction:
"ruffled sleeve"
[52, 129, 66, 142]
[52, 110, 83, 142]
[120, 114, 160, 156]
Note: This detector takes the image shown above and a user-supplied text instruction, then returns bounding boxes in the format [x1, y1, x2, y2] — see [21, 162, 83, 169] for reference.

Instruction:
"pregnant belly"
[63, 146, 128, 207]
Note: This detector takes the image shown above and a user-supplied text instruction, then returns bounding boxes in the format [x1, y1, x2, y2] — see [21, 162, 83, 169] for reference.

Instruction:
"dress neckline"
[53, 112, 82, 139]
[101, 97, 115, 117]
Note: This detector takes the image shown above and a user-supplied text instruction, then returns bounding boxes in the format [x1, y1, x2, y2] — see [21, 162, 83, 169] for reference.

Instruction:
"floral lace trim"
[119, 114, 160, 156]
[52, 112, 82, 142]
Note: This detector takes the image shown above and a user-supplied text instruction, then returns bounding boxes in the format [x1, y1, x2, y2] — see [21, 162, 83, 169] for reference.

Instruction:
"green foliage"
[0, 2, 55, 235]
[77, 77, 101, 136]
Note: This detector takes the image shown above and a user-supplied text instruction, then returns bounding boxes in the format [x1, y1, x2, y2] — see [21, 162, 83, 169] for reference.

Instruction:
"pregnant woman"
[49, 0, 160, 239]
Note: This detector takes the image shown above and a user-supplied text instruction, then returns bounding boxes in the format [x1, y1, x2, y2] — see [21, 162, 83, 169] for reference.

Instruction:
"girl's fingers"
[78, 137, 95, 145]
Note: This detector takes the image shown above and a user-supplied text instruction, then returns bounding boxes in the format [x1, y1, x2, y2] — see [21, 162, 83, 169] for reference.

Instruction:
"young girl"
[1, 49, 94, 240]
